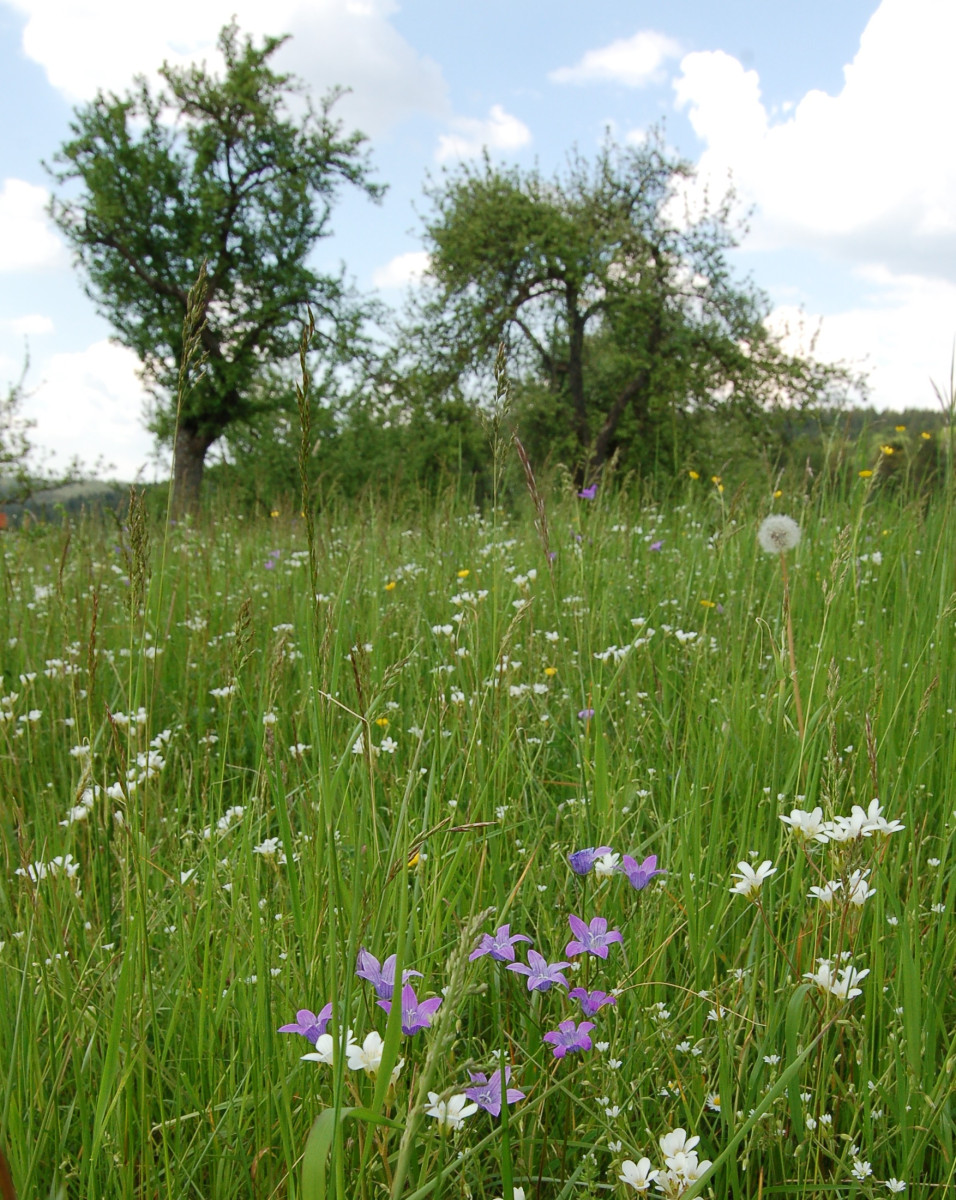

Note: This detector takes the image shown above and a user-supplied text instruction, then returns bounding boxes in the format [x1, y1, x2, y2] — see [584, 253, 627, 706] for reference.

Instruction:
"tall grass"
[0, 467, 953, 1199]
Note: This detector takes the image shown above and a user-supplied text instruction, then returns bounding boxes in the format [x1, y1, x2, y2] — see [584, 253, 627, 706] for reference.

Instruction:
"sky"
[2, 0, 956, 481]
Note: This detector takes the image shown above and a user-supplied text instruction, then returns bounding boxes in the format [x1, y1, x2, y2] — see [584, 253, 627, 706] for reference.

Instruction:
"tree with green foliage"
[47, 20, 383, 511]
[0, 357, 34, 496]
[403, 134, 852, 479]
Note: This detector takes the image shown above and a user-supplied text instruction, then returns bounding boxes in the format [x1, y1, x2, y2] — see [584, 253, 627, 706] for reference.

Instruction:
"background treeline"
[208, 396, 953, 514]
[6, 20, 954, 522]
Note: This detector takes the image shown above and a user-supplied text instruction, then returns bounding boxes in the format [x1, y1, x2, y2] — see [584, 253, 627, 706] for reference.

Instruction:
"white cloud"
[371, 250, 430, 290]
[550, 30, 681, 88]
[0, 179, 65, 272]
[24, 340, 158, 479]
[8, 0, 448, 135]
[672, 0, 956, 281]
[436, 104, 531, 162]
[2, 314, 55, 336]
[768, 269, 956, 410]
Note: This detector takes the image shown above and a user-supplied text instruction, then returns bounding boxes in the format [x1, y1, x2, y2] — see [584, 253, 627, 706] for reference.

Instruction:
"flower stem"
[779, 551, 805, 740]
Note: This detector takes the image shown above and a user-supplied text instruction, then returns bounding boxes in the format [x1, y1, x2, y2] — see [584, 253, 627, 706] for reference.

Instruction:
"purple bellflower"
[543, 1019, 596, 1058]
[649, 540, 664, 551]
[620, 854, 666, 891]
[469, 923, 533, 963]
[463, 1066, 526, 1117]
[577, 484, 598, 500]
[377, 983, 442, 1035]
[565, 913, 623, 959]
[278, 1004, 332, 1044]
[568, 846, 613, 876]
[506, 949, 571, 992]
[577, 707, 595, 720]
[568, 987, 618, 1017]
[356, 947, 423, 1001]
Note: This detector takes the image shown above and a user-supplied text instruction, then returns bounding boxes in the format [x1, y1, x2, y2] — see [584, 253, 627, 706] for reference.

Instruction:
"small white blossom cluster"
[780, 799, 904, 844]
[16, 853, 80, 885]
[203, 805, 245, 841]
[302, 1029, 403, 1084]
[111, 706, 149, 728]
[617, 1128, 712, 1196]
[804, 959, 870, 1002]
[59, 785, 101, 826]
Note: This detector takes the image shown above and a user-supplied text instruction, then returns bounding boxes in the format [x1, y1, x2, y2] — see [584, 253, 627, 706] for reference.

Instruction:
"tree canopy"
[47, 20, 383, 510]
[401, 134, 852, 479]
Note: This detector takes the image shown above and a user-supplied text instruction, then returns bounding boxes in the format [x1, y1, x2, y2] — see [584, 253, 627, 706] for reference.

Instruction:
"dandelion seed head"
[757, 514, 801, 555]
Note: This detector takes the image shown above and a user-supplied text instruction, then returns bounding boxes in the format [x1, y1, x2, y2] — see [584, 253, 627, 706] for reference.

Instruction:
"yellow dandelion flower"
[270, 509, 280, 518]
[895, 424, 906, 432]
[544, 666, 558, 677]
[717, 484, 724, 493]
[773, 489, 782, 498]
[711, 475, 721, 484]
[700, 599, 716, 608]
[880, 445, 895, 455]
[688, 470, 700, 480]
[375, 717, 390, 728]
[384, 580, 397, 592]
[922, 431, 932, 439]
[407, 850, 420, 869]
[858, 469, 873, 478]
[457, 569, 470, 578]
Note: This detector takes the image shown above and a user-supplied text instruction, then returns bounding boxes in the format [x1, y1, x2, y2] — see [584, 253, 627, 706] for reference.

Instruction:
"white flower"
[729, 859, 776, 900]
[885, 1179, 906, 1193]
[779, 807, 829, 842]
[658, 1129, 699, 1160]
[253, 837, 282, 858]
[852, 1159, 873, 1180]
[425, 1092, 478, 1130]
[302, 1028, 358, 1066]
[492, 1189, 526, 1200]
[593, 852, 620, 878]
[379, 736, 398, 754]
[347, 1031, 387, 1075]
[846, 869, 875, 906]
[804, 960, 869, 1001]
[757, 514, 801, 554]
[808, 881, 842, 905]
[618, 1157, 658, 1192]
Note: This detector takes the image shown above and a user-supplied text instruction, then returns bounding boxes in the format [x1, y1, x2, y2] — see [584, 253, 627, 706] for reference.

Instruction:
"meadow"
[0, 468, 953, 1199]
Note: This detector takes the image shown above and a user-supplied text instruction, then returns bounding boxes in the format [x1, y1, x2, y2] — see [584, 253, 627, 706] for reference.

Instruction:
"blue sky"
[2, 0, 954, 480]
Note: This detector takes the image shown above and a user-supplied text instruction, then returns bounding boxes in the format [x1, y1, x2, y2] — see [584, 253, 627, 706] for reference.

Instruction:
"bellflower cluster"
[567, 844, 665, 891]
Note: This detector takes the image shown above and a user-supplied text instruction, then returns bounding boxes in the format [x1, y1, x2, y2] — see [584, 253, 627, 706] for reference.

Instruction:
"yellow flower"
[688, 470, 700, 480]
[717, 484, 724, 493]
[700, 599, 716, 608]
[858, 469, 873, 478]
[270, 509, 280, 518]
[895, 424, 906, 432]
[711, 475, 721, 484]
[407, 850, 420, 869]
[375, 717, 390, 728]
[457, 569, 470, 578]
[773, 489, 782, 498]
[880, 445, 895, 455]
[384, 580, 397, 591]
[922, 431, 932, 440]
[544, 666, 558, 677]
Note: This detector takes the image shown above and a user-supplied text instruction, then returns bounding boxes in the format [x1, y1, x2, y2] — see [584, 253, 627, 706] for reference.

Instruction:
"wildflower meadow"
[0, 467, 954, 1199]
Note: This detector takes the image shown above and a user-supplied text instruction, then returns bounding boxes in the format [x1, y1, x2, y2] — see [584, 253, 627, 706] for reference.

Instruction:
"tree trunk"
[172, 425, 216, 516]
[591, 370, 649, 470]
